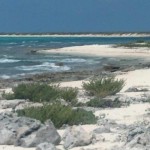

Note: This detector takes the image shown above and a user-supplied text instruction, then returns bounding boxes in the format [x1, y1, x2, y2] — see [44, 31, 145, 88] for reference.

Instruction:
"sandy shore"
[1, 68, 150, 150]
[60, 68, 150, 92]
[1, 35, 150, 150]
[38, 45, 150, 58]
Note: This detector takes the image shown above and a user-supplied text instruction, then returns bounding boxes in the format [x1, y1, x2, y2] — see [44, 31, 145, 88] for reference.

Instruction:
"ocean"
[0, 36, 150, 79]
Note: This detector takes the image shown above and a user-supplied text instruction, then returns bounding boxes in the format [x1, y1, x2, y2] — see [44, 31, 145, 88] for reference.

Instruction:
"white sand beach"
[1, 68, 150, 150]
[1, 44, 150, 150]
[38, 44, 150, 58]
[58, 68, 150, 149]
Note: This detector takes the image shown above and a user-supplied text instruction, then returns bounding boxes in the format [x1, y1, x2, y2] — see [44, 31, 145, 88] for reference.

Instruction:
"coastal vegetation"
[17, 103, 97, 128]
[86, 97, 122, 108]
[114, 40, 150, 48]
[3, 83, 78, 105]
[60, 87, 78, 105]
[83, 76, 124, 98]
[3, 76, 125, 129]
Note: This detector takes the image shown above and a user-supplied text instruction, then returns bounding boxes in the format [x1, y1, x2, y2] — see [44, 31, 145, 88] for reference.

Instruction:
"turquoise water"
[0, 36, 150, 79]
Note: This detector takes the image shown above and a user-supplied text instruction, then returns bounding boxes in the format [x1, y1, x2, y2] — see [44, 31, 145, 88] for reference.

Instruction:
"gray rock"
[16, 120, 61, 147]
[97, 118, 117, 126]
[62, 125, 93, 149]
[36, 142, 58, 150]
[0, 114, 61, 147]
[93, 126, 111, 134]
[125, 124, 150, 149]
[0, 128, 16, 145]
[125, 87, 149, 92]
[127, 127, 144, 143]
[82, 148, 100, 150]
[0, 99, 27, 109]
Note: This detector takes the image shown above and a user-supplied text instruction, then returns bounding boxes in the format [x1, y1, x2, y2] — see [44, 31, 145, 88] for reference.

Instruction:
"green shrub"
[86, 97, 122, 108]
[114, 41, 150, 48]
[2, 92, 15, 100]
[60, 87, 78, 105]
[3, 83, 78, 104]
[17, 103, 97, 128]
[83, 77, 124, 98]
[13, 83, 60, 102]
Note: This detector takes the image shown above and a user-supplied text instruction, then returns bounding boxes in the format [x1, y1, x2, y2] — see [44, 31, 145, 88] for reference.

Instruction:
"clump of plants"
[3, 83, 78, 105]
[60, 87, 78, 105]
[82, 76, 124, 98]
[17, 103, 97, 128]
[113, 40, 150, 48]
[86, 97, 122, 108]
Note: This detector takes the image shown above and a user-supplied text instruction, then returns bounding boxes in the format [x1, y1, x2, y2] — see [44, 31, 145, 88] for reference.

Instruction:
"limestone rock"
[0, 128, 16, 145]
[93, 126, 111, 134]
[16, 120, 61, 147]
[36, 142, 58, 150]
[62, 125, 93, 149]
[0, 114, 61, 147]
[0, 99, 26, 109]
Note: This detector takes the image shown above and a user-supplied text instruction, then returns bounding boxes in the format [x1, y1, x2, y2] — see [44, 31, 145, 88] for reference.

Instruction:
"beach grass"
[17, 103, 97, 128]
[114, 40, 150, 48]
[3, 83, 78, 105]
[86, 97, 122, 108]
[82, 76, 124, 98]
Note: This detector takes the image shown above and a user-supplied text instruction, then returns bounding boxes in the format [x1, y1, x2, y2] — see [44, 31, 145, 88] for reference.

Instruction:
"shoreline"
[0, 33, 150, 37]
[1, 68, 150, 150]
[38, 44, 150, 58]
[1, 42, 150, 89]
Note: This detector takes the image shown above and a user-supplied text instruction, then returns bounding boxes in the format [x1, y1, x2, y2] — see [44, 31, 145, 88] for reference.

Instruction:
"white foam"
[0, 58, 20, 63]
[62, 58, 86, 63]
[16, 62, 70, 71]
[0, 33, 150, 37]
[0, 75, 10, 79]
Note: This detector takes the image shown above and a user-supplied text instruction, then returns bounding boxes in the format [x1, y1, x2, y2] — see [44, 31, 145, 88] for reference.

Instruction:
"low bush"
[3, 83, 78, 104]
[4, 83, 61, 102]
[86, 97, 122, 108]
[83, 76, 124, 98]
[114, 41, 150, 48]
[17, 103, 97, 128]
[2, 92, 15, 100]
[60, 87, 78, 105]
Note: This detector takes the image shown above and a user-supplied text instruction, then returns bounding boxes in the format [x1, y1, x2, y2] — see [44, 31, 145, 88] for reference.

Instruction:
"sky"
[0, 0, 150, 33]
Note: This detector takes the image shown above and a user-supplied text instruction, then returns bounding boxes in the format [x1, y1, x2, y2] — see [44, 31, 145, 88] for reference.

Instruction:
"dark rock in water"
[0, 114, 61, 147]
[30, 50, 37, 53]
[103, 65, 120, 72]
[36, 142, 59, 150]
[55, 62, 64, 66]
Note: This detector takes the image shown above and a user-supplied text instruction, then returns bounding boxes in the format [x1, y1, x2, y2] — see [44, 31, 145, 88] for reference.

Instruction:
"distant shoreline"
[1, 33, 150, 37]
[38, 44, 150, 58]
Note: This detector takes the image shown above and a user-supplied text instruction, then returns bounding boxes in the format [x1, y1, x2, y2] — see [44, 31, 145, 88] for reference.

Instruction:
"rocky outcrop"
[0, 99, 27, 109]
[36, 142, 59, 150]
[62, 126, 93, 149]
[0, 113, 61, 147]
[125, 123, 150, 149]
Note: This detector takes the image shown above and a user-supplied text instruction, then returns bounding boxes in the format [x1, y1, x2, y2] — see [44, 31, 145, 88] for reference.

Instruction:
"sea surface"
[0, 36, 150, 79]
